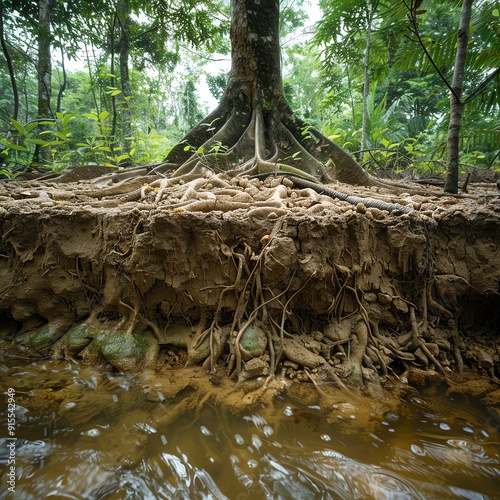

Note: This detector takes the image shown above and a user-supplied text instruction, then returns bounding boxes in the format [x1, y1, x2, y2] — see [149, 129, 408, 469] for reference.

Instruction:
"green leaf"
[183, 145, 191, 151]
[7, 143, 28, 151]
[110, 90, 122, 96]
[25, 122, 39, 133]
[25, 139, 49, 146]
[56, 131, 68, 140]
[99, 111, 110, 122]
[10, 118, 25, 135]
[61, 114, 74, 127]
[493, 8, 499, 17]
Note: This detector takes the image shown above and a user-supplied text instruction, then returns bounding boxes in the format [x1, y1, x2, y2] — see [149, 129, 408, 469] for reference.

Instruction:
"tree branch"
[403, 0, 461, 103]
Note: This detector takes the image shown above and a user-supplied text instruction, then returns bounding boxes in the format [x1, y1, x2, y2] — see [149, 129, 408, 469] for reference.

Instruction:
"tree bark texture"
[228, 0, 282, 105]
[444, 0, 473, 194]
[34, 0, 53, 164]
[0, 5, 19, 120]
[37, 0, 52, 119]
[360, 2, 374, 160]
[118, 0, 133, 161]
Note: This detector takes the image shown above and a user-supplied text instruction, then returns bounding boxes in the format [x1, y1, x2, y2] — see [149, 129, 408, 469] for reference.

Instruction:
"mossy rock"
[239, 325, 267, 361]
[100, 330, 159, 372]
[14, 323, 66, 354]
[78, 331, 109, 366]
[51, 323, 93, 357]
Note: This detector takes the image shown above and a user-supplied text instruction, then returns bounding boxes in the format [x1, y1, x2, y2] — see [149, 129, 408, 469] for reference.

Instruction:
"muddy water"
[1, 356, 499, 499]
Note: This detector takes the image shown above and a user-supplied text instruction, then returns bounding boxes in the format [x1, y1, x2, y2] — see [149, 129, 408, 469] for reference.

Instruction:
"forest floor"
[0, 167, 499, 418]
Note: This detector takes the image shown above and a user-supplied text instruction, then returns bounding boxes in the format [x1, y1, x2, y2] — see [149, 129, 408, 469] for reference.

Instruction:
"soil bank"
[0, 172, 499, 414]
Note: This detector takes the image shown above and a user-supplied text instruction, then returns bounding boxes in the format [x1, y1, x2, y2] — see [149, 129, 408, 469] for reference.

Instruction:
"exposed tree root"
[53, 99, 474, 213]
[60, 95, 486, 212]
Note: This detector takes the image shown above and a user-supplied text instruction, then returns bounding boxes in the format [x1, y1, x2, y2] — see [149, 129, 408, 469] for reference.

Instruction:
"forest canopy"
[0, 0, 499, 181]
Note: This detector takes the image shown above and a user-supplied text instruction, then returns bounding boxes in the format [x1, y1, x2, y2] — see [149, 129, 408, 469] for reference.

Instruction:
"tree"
[0, 2, 19, 120]
[444, 0, 473, 193]
[117, 0, 134, 162]
[161, 0, 374, 187]
[396, 0, 499, 182]
[33, 0, 53, 165]
[313, 0, 499, 178]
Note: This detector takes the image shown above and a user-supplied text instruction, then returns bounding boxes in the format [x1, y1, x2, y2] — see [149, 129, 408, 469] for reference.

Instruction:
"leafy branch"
[403, 0, 461, 102]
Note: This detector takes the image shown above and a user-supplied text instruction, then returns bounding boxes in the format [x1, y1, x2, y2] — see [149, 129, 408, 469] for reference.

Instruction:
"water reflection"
[1, 354, 499, 499]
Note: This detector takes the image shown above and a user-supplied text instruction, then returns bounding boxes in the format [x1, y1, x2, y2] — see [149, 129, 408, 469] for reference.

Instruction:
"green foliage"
[1, 0, 498, 178]
[0, 107, 171, 174]
[312, 0, 499, 175]
[206, 72, 228, 101]
[0, 117, 55, 171]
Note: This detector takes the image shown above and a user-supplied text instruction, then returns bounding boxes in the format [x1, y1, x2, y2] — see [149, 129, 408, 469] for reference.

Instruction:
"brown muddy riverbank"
[0, 172, 499, 412]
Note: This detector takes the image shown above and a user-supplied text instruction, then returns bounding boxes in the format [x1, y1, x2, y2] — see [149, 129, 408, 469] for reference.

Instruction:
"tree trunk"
[34, 0, 52, 165]
[118, 0, 133, 165]
[164, 0, 373, 187]
[360, 3, 374, 160]
[229, 0, 282, 106]
[56, 43, 66, 114]
[444, 0, 473, 194]
[109, 14, 118, 149]
[37, 0, 52, 118]
[0, 4, 19, 120]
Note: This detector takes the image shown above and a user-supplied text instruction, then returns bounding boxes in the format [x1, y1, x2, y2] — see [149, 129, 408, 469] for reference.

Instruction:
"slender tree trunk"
[34, 0, 53, 164]
[360, 3, 373, 160]
[37, 0, 52, 118]
[56, 43, 66, 113]
[346, 67, 356, 129]
[0, 5, 19, 120]
[118, 0, 133, 164]
[444, 0, 473, 194]
[110, 14, 118, 144]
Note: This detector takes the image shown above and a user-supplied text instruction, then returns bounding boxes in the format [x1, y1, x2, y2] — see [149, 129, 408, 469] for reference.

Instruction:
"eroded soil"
[0, 169, 499, 414]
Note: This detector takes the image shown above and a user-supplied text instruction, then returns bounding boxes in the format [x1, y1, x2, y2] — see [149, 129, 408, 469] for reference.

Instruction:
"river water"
[1, 354, 499, 499]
